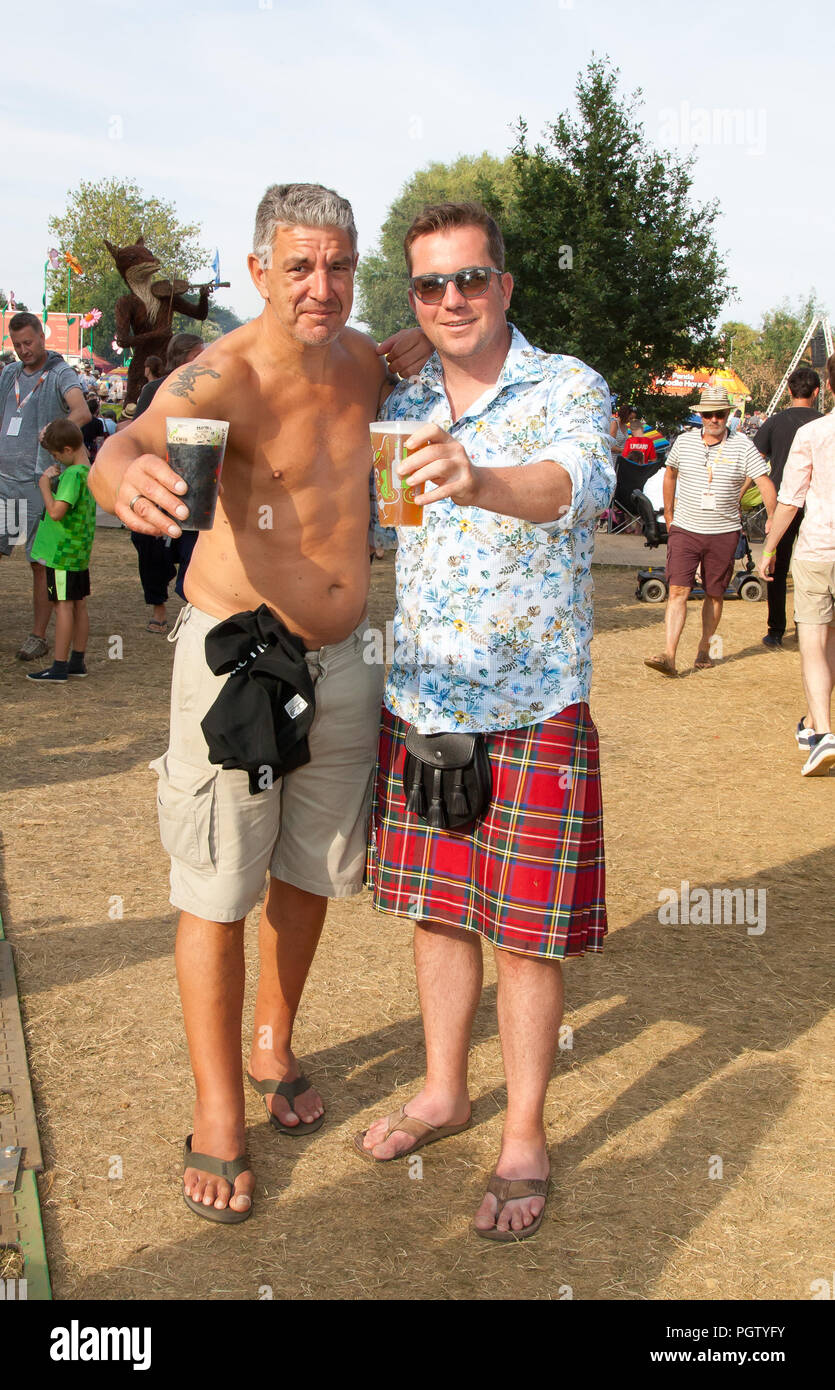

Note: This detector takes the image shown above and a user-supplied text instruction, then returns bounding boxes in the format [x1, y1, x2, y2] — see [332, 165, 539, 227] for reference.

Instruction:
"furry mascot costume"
[104, 236, 210, 404]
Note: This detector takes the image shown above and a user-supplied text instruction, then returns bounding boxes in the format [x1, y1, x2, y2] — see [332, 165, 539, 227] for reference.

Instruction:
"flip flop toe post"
[353, 1104, 472, 1162]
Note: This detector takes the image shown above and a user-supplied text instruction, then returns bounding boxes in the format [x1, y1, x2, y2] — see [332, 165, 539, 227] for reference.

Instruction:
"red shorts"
[367, 704, 607, 960]
[666, 526, 739, 596]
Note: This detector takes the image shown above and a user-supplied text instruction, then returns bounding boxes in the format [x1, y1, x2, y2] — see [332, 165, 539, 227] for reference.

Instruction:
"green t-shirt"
[30, 463, 96, 571]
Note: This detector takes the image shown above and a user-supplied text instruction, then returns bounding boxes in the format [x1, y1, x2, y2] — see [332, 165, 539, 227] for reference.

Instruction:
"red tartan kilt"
[367, 704, 607, 959]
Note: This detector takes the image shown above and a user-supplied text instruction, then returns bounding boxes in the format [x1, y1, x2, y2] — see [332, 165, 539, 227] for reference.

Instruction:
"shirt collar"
[415, 322, 545, 399]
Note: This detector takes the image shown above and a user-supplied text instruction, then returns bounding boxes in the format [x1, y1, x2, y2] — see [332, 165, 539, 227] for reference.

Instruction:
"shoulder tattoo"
[167, 362, 221, 404]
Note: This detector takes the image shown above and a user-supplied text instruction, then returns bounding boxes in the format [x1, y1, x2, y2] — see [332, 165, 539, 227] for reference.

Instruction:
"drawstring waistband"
[167, 604, 191, 643]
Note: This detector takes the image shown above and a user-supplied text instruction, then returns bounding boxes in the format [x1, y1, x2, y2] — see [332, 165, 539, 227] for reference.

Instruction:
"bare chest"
[224, 377, 378, 498]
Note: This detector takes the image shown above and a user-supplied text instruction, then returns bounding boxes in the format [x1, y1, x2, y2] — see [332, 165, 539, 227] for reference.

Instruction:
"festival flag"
[212, 249, 221, 286]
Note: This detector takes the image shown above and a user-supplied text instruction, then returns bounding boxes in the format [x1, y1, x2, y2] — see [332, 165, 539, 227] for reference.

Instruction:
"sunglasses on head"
[701, 410, 728, 420]
[409, 265, 504, 304]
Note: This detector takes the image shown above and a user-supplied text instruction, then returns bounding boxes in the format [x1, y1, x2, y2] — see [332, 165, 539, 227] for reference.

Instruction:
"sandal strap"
[184, 1134, 249, 1182]
[248, 1071, 310, 1102]
[382, 1106, 437, 1144]
[486, 1173, 549, 1208]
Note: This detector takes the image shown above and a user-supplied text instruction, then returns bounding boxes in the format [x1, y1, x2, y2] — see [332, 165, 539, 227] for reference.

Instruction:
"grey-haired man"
[644, 385, 776, 676]
[91, 183, 428, 1222]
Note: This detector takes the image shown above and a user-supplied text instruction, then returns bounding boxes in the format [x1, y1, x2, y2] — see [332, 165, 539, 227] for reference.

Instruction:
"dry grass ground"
[0, 529, 832, 1301]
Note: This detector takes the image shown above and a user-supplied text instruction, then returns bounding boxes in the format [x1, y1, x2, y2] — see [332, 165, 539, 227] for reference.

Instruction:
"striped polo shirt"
[666, 427, 769, 534]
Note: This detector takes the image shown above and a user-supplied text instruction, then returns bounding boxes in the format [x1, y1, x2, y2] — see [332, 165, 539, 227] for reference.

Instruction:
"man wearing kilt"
[357, 203, 615, 1241]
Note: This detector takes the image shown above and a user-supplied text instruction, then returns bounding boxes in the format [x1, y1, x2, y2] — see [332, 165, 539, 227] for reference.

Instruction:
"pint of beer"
[370, 422, 424, 527]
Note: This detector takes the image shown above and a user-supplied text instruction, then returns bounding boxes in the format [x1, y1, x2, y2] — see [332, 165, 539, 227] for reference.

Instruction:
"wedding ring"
[128, 494, 144, 513]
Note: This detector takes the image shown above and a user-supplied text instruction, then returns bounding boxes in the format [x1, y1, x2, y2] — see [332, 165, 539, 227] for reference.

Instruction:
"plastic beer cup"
[370, 421, 425, 527]
[166, 418, 230, 530]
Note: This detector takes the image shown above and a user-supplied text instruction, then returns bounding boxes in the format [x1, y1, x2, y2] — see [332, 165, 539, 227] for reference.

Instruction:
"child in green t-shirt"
[27, 419, 96, 684]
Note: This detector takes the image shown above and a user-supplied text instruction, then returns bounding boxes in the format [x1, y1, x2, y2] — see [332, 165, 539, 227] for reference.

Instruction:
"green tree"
[720, 292, 829, 408]
[47, 177, 208, 359]
[173, 300, 247, 342]
[497, 58, 730, 425]
[356, 153, 516, 339]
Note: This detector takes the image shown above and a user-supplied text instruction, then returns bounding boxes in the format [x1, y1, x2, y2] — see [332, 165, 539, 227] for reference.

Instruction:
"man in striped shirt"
[645, 385, 776, 676]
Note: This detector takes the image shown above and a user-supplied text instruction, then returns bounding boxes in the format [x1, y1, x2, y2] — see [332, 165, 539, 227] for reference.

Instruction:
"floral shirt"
[378, 324, 614, 734]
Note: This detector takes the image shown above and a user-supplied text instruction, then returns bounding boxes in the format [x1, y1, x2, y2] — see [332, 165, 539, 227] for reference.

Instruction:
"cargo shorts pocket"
[149, 753, 218, 871]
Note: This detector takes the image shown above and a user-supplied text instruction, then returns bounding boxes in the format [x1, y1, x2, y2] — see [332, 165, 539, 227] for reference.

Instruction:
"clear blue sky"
[3, 0, 832, 336]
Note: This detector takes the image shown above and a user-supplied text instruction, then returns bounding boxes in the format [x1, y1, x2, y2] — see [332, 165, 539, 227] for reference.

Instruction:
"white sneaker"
[795, 717, 816, 750]
[801, 733, 835, 777]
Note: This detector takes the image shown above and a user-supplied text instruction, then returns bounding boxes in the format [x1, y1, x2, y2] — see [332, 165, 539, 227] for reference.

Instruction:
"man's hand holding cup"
[399, 423, 481, 509]
[116, 453, 191, 537]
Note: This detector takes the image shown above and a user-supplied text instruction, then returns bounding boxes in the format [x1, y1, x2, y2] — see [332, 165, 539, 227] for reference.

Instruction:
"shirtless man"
[90, 183, 426, 1222]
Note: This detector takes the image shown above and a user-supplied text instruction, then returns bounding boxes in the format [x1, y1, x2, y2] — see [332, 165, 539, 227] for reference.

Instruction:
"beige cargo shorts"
[148, 602, 385, 923]
[792, 556, 835, 625]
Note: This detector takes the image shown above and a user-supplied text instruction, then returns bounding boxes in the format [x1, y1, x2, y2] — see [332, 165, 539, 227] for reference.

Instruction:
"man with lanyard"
[358, 202, 615, 1242]
[644, 384, 776, 676]
[753, 367, 821, 649]
[0, 313, 91, 659]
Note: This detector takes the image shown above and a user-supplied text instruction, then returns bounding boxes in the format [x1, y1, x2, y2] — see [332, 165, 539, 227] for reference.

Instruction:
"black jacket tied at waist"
[200, 605, 316, 794]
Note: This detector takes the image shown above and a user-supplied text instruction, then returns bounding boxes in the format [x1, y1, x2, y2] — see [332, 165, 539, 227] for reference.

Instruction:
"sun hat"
[693, 385, 732, 413]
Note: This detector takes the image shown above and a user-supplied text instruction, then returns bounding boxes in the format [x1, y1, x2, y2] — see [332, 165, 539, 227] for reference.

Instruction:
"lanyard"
[13, 369, 49, 414]
[704, 439, 732, 488]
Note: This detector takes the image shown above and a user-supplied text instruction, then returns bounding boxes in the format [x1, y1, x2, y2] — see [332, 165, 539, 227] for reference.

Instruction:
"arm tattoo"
[167, 362, 221, 405]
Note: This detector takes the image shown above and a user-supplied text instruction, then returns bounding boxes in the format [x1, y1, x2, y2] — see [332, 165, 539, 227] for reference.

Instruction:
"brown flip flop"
[474, 1170, 551, 1242]
[246, 1071, 325, 1136]
[693, 652, 715, 669]
[644, 654, 677, 677]
[353, 1103, 471, 1162]
[182, 1134, 252, 1224]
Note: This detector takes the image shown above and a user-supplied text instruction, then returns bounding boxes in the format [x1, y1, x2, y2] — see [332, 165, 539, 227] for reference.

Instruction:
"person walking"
[753, 367, 821, 648]
[644, 385, 776, 676]
[758, 354, 835, 775]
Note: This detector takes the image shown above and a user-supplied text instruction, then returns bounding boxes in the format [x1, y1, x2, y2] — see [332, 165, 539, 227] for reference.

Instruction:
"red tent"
[82, 347, 116, 371]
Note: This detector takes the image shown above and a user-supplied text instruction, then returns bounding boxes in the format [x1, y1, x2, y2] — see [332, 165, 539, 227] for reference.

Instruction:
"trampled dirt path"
[0, 530, 832, 1300]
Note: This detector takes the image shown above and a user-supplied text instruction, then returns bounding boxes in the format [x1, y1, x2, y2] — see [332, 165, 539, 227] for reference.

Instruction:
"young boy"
[27, 419, 95, 683]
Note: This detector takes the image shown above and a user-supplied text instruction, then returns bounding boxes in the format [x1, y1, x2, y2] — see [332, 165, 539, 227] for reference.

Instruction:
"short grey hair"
[253, 183, 358, 267]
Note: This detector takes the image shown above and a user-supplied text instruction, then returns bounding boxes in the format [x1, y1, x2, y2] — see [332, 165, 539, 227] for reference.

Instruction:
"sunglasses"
[409, 265, 504, 304]
[701, 411, 729, 420]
